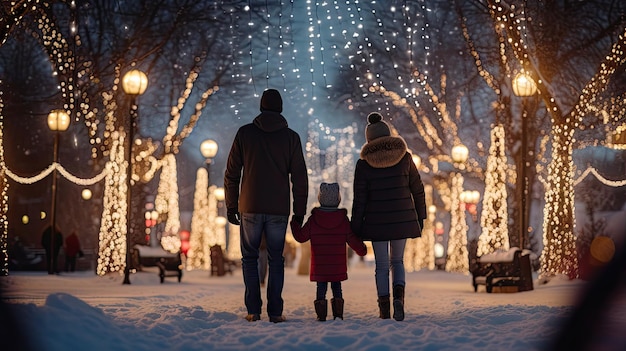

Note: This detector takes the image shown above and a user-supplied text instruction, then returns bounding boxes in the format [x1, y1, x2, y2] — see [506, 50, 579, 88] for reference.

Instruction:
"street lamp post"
[200, 139, 218, 186]
[512, 72, 537, 249]
[47, 109, 70, 274]
[121, 69, 148, 285]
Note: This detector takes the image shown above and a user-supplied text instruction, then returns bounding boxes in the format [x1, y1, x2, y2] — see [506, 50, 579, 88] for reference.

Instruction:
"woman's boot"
[377, 295, 391, 319]
[314, 299, 328, 321]
[393, 285, 405, 321]
[331, 297, 344, 320]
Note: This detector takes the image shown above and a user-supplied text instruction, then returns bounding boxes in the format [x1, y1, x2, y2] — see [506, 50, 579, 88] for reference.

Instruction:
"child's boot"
[331, 297, 344, 320]
[314, 299, 328, 321]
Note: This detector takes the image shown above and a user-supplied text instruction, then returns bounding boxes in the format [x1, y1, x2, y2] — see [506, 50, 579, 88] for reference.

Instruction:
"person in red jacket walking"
[64, 231, 82, 272]
[290, 182, 367, 321]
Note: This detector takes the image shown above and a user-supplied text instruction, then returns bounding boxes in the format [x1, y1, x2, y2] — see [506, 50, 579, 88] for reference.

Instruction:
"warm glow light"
[21, 215, 29, 224]
[81, 188, 92, 200]
[434, 243, 445, 258]
[200, 139, 218, 159]
[122, 69, 148, 95]
[412, 153, 421, 168]
[214, 187, 225, 201]
[215, 216, 227, 227]
[451, 144, 469, 164]
[477, 125, 509, 256]
[590, 236, 615, 264]
[512, 72, 537, 97]
[47, 110, 71, 131]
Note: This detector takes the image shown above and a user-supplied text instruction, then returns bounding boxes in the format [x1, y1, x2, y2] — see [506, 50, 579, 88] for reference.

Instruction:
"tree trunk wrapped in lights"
[188, 168, 209, 270]
[155, 154, 180, 237]
[97, 137, 127, 275]
[541, 123, 578, 278]
[445, 173, 469, 273]
[477, 124, 509, 257]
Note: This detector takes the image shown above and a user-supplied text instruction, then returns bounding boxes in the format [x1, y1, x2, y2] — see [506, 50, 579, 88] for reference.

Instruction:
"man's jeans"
[240, 213, 288, 318]
[372, 239, 407, 297]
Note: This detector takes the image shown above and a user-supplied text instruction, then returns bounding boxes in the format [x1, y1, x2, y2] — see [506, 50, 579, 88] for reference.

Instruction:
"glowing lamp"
[122, 69, 148, 95]
[200, 139, 218, 159]
[451, 144, 469, 164]
[215, 216, 227, 227]
[512, 72, 537, 97]
[434, 243, 445, 258]
[47, 110, 70, 131]
[214, 187, 225, 201]
[81, 189, 92, 200]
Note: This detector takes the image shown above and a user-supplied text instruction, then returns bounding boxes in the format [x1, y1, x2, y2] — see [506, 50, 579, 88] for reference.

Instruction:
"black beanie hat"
[365, 112, 391, 142]
[260, 89, 283, 113]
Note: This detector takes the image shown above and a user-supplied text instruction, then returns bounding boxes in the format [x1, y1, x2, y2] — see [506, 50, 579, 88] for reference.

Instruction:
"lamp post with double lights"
[47, 109, 70, 274]
[121, 69, 148, 285]
[512, 72, 537, 250]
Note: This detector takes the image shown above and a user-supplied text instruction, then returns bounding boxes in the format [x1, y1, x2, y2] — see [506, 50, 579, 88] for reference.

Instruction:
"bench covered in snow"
[131, 245, 183, 283]
[471, 247, 534, 293]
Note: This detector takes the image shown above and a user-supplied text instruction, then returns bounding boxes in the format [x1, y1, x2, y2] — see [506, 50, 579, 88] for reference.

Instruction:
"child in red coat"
[290, 182, 367, 321]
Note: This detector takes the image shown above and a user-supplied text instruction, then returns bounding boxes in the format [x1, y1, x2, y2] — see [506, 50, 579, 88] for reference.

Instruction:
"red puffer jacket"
[290, 208, 367, 282]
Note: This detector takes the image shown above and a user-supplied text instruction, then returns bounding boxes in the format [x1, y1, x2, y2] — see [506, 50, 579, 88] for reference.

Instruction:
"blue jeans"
[372, 239, 407, 297]
[240, 213, 288, 318]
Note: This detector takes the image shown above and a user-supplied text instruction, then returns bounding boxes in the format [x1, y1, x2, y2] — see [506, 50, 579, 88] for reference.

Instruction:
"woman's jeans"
[372, 239, 407, 297]
[240, 213, 288, 318]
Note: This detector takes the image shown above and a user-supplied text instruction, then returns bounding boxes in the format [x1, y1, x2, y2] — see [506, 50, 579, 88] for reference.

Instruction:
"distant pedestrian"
[351, 112, 427, 321]
[64, 231, 82, 272]
[41, 225, 63, 275]
[291, 182, 367, 321]
[224, 88, 309, 323]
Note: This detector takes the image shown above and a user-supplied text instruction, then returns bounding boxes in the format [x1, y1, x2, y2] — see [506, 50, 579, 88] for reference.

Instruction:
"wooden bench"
[210, 245, 238, 276]
[132, 245, 183, 283]
[471, 247, 534, 293]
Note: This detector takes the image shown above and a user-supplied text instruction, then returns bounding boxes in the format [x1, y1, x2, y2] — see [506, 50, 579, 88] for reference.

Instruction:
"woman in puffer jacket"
[351, 112, 427, 321]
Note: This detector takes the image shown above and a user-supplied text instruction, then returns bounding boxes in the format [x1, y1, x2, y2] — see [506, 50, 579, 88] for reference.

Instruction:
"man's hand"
[227, 209, 241, 225]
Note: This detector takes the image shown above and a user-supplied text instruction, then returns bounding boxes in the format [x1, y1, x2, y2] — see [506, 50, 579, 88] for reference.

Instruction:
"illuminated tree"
[188, 168, 209, 270]
[477, 125, 509, 256]
[483, 0, 626, 278]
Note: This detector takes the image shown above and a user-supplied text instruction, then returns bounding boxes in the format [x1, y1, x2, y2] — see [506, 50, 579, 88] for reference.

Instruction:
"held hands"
[227, 209, 241, 225]
[292, 215, 304, 225]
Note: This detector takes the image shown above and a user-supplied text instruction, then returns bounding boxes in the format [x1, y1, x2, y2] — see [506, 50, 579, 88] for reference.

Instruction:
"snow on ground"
[0, 259, 608, 351]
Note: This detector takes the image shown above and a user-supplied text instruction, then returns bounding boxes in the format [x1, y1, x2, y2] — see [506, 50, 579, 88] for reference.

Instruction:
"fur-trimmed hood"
[360, 135, 408, 168]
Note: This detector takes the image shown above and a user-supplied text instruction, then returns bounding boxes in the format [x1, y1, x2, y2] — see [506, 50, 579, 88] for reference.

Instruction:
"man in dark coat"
[351, 112, 427, 321]
[41, 225, 63, 274]
[224, 88, 308, 323]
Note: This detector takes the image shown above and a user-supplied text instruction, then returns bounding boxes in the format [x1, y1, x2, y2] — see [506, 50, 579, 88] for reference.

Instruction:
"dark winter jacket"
[290, 208, 367, 282]
[351, 135, 427, 241]
[41, 226, 63, 254]
[224, 111, 308, 217]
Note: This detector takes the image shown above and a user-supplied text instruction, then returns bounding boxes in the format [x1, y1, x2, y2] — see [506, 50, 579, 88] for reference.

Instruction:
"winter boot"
[331, 297, 344, 320]
[393, 285, 405, 321]
[314, 299, 328, 321]
[377, 295, 391, 319]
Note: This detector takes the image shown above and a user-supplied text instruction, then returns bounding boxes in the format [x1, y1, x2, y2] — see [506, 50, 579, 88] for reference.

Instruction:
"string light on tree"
[477, 124, 510, 256]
